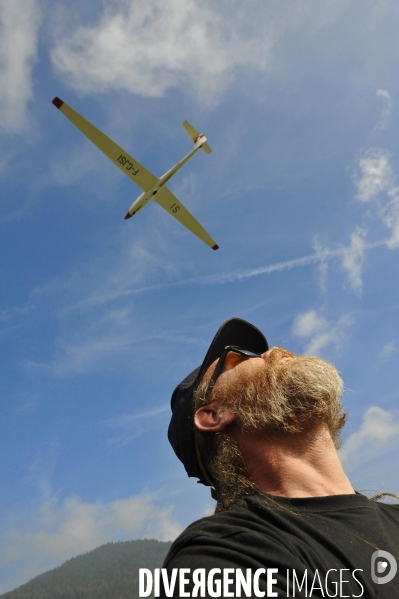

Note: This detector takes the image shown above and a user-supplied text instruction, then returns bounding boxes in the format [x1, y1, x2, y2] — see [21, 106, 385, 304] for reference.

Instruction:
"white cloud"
[103, 405, 169, 448]
[340, 227, 367, 292]
[383, 185, 399, 248]
[24, 228, 188, 377]
[293, 310, 327, 338]
[375, 89, 393, 130]
[352, 148, 399, 248]
[26, 303, 208, 378]
[354, 148, 394, 203]
[3, 493, 180, 585]
[67, 251, 324, 311]
[51, 0, 273, 102]
[24, 441, 59, 501]
[340, 406, 399, 467]
[293, 309, 351, 356]
[377, 341, 396, 364]
[312, 239, 331, 293]
[26, 310, 139, 377]
[0, 0, 40, 133]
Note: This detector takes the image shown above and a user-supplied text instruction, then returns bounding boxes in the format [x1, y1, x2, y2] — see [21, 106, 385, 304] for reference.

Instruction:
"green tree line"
[1, 539, 171, 599]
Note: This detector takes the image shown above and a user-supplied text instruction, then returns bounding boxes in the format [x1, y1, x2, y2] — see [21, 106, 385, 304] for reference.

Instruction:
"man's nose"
[261, 346, 278, 360]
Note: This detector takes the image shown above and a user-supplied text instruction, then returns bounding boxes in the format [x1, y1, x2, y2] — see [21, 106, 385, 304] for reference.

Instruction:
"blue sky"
[1, 0, 399, 592]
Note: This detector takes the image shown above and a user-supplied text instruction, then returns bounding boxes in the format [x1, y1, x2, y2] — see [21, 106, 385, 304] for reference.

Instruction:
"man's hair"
[194, 349, 346, 512]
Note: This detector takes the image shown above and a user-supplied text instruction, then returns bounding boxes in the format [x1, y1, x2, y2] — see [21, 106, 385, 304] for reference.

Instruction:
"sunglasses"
[205, 345, 263, 398]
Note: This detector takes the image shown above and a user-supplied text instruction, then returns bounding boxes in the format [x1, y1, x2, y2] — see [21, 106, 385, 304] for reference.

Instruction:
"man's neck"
[234, 426, 355, 498]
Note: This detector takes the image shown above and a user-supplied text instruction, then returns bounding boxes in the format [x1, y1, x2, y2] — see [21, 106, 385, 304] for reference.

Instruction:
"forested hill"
[1, 538, 172, 599]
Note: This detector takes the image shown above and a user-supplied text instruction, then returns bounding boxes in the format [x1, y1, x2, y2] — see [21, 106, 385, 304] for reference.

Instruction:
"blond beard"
[195, 348, 346, 511]
[201, 347, 346, 446]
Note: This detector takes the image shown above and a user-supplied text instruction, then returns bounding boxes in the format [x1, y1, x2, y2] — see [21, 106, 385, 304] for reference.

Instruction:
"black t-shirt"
[161, 493, 399, 598]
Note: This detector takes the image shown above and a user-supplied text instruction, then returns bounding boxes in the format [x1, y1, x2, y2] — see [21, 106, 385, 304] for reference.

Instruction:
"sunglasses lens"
[224, 352, 243, 368]
[223, 348, 260, 369]
[205, 347, 263, 398]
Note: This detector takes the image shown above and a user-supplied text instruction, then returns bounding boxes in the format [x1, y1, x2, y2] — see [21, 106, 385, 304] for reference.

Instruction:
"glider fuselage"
[125, 140, 204, 218]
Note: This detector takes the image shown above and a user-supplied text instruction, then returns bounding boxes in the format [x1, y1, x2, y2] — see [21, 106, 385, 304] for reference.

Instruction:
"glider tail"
[182, 120, 212, 154]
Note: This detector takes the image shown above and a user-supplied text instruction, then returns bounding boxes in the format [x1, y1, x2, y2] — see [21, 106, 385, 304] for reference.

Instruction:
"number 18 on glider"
[52, 98, 219, 250]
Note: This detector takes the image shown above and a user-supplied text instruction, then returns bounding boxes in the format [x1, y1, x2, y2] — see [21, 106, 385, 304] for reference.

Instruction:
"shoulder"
[163, 499, 252, 566]
[162, 493, 303, 570]
[165, 502, 251, 555]
[372, 499, 399, 517]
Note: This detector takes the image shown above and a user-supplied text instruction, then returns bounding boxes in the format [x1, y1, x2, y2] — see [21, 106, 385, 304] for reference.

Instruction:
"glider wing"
[154, 186, 218, 250]
[52, 97, 157, 191]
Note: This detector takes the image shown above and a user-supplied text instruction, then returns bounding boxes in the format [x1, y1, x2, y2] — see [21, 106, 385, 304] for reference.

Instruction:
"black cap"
[168, 317, 269, 485]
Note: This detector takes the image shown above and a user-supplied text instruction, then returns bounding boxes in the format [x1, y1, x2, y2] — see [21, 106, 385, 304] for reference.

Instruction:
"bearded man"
[163, 318, 399, 598]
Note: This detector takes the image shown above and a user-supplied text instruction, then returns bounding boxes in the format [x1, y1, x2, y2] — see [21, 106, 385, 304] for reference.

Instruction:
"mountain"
[1, 538, 172, 599]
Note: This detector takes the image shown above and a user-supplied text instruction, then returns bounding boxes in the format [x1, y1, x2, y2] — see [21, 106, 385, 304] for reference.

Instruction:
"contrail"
[68, 238, 389, 310]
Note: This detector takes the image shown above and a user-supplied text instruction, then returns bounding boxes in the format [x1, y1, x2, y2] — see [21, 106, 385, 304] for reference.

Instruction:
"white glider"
[52, 98, 219, 250]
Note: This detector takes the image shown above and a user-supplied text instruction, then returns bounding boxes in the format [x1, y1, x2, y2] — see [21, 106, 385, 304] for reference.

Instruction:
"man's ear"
[194, 404, 236, 432]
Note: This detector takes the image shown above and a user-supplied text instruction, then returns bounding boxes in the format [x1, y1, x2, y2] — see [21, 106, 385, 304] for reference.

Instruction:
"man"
[163, 318, 399, 598]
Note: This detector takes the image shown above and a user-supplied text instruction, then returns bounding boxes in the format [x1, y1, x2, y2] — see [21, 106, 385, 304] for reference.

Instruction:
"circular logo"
[371, 550, 397, 585]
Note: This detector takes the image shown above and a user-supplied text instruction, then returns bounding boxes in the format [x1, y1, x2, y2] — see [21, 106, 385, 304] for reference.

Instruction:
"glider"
[52, 97, 219, 250]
